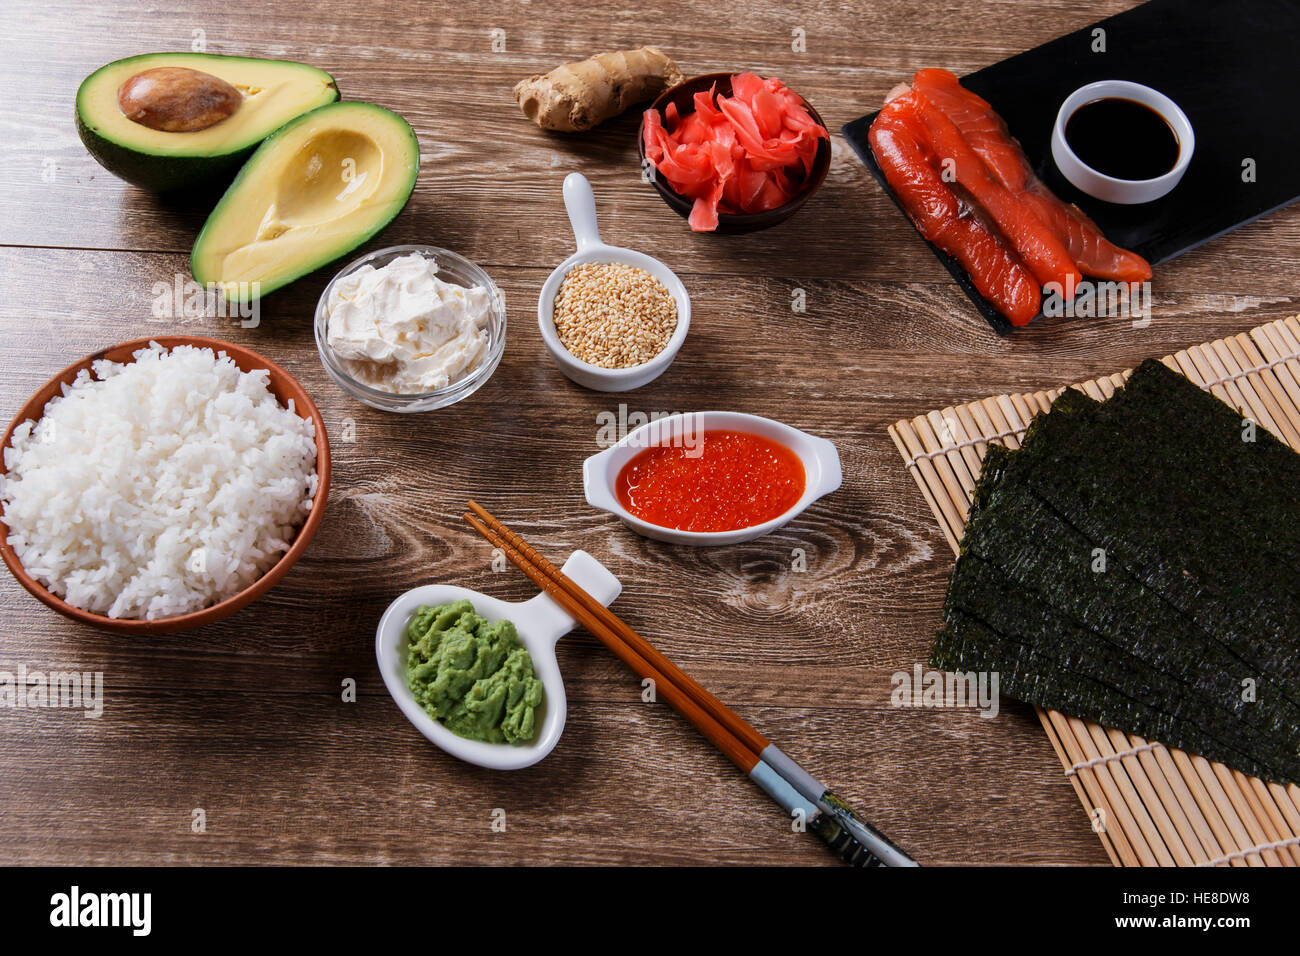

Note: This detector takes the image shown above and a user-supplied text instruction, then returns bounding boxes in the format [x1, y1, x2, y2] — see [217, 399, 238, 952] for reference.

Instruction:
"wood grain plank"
[3, 0, 1288, 866]
[0, 239, 1113, 863]
[0, 693, 1103, 865]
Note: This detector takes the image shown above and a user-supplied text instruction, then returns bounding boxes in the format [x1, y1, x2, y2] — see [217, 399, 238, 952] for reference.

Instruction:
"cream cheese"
[325, 252, 491, 394]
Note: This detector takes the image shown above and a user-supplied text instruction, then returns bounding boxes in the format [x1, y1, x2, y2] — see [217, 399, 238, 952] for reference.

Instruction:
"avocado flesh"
[76, 52, 339, 191]
[190, 102, 419, 301]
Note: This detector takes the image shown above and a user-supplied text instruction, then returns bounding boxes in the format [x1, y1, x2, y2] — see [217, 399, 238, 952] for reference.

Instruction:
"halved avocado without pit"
[191, 102, 420, 302]
[76, 52, 340, 192]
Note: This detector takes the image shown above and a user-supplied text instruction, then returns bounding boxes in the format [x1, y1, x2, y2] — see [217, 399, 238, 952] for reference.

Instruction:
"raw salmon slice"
[912, 69, 1152, 283]
[1019, 189, 1153, 284]
[911, 69, 1029, 191]
[910, 86, 1083, 296]
[870, 94, 1040, 326]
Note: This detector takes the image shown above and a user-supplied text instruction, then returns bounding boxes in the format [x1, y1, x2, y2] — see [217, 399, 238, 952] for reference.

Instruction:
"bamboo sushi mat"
[889, 315, 1300, 867]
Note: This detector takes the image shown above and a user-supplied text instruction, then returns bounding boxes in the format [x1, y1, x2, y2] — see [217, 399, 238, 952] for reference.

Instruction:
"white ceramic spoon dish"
[582, 411, 843, 545]
[375, 551, 621, 770]
[538, 173, 690, 391]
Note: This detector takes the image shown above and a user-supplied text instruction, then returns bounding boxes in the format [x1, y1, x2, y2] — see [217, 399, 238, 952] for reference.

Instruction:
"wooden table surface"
[1, 0, 1296, 867]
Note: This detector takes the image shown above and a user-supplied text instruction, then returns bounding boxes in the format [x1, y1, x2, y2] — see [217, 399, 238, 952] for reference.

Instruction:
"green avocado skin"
[74, 53, 339, 193]
[76, 110, 256, 192]
[405, 600, 544, 745]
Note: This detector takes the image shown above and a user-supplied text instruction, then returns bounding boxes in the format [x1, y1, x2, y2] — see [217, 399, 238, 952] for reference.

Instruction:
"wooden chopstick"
[462, 505, 920, 868]
[466, 499, 772, 758]
[461, 511, 759, 773]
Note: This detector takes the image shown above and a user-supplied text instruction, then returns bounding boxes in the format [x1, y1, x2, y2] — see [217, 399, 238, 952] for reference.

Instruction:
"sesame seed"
[552, 263, 678, 369]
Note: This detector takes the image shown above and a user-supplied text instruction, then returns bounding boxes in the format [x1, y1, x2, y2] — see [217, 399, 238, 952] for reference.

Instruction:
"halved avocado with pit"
[191, 101, 420, 302]
[76, 52, 339, 192]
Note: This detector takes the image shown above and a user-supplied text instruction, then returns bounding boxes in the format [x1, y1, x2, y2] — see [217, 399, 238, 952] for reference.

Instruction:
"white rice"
[0, 342, 319, 620]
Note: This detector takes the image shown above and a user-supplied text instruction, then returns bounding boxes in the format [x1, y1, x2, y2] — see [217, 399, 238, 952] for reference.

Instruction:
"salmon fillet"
[909, 85, 1083, 296]
[912, 69, 1152, 284]
[869, 93, 1041, 326]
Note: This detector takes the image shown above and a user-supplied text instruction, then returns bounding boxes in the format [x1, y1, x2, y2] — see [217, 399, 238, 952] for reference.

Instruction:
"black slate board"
[841, 0, 1300, 334]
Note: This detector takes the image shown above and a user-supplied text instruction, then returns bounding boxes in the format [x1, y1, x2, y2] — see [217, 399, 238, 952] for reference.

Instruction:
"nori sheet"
[958, 445, 1300, 730]
[933, 368, 1300, 785]
[933, 610, 1277, 780]
[942, 558, 1298, 781]
[1024, 362, 1300, 672]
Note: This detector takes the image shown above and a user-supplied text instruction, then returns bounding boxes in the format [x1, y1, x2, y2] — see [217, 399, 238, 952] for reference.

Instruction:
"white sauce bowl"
[582, 411, 843, 546]
[1051, 80, 1195, 205]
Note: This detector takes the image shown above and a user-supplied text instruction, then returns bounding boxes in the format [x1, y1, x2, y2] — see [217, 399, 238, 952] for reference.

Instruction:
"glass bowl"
[314, 244, 507, 413]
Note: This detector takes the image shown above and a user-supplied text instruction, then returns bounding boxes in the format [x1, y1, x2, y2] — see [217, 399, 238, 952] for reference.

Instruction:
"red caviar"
[615, 430, 806, 532]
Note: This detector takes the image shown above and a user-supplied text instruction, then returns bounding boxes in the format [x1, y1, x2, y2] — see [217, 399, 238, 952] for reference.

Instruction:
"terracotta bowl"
[637, 71, 833, 234]
[0, 336, 331, 635]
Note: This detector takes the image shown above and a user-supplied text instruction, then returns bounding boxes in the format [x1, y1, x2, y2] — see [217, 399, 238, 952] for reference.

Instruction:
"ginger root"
[514, 47, 683, 132]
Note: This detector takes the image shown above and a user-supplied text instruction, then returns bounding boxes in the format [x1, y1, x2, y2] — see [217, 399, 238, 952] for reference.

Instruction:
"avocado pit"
[118, 67, 242, 132]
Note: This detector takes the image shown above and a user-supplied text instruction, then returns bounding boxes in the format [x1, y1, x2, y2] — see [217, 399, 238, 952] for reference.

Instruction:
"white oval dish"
[537, 173, 690, 392]
[1051, 80, 1195, 205]
[582, 411, 843, 546]
[375, 551, 621, 770]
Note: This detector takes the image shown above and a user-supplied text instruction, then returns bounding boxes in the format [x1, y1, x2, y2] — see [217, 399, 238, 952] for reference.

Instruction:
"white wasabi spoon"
[375, 551, 621, 770]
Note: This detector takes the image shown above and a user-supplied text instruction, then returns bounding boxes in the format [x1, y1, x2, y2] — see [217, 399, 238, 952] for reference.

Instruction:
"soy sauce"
[1065, 97, 1179, 181]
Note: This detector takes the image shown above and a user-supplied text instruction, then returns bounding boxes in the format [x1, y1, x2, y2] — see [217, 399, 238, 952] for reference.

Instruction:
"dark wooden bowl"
[637, 72, 832, 234]
[0, 336, 331, 634]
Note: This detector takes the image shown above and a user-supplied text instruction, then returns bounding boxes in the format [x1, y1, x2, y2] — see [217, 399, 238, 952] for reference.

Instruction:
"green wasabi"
[404, 599, 544, 745]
